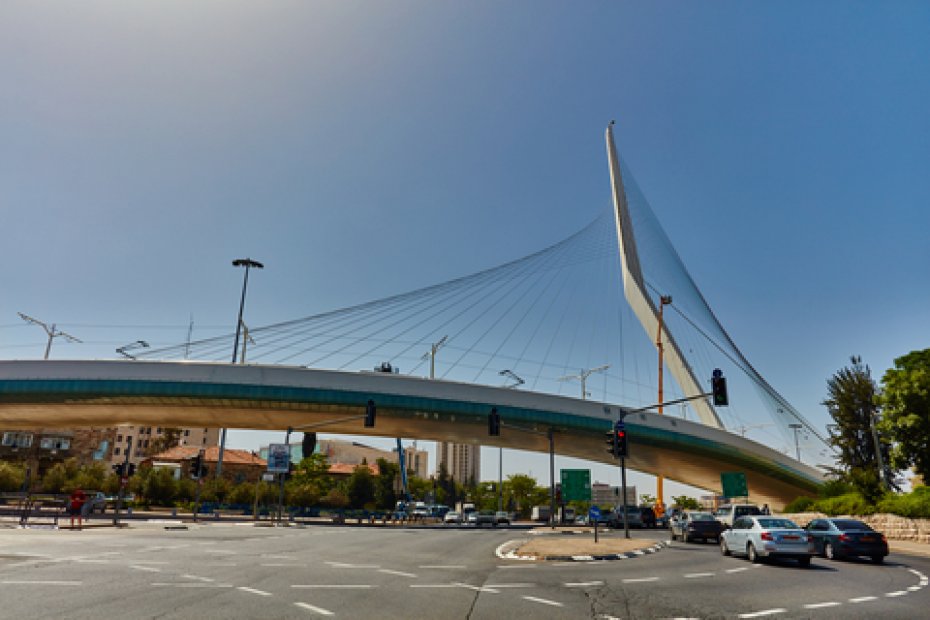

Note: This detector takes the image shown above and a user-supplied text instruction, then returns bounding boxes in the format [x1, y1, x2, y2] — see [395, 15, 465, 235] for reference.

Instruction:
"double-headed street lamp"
[216, 257, 264, 477]
[17, 312, 81, 359]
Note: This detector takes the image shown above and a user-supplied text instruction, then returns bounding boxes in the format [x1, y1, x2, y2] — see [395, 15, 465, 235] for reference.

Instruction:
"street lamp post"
[17, 312, 82, 359]
[557, 364, 610, 400]
[216, 258, 264, 478]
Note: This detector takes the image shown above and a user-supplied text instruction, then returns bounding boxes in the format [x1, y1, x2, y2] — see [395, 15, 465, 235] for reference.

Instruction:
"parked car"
[465, 511, 478, 525]
[670, 511, 724, 543]
[805, 518, 888, 563]
[443, 511, 463, 524]
[720, 516, 814, 566]
[713, 504, 762, 528]
[83, 491, 107, 515]
[640, 506, 657, 528]
[494, 511, 511, 525]
[475, 510, 497, 527]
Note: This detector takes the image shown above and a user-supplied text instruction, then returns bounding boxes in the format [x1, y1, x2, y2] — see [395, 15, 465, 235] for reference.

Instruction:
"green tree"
[142, 468, 179, 506]
[345, 465, 376, 509]
[506, 473, 543, 517]
[671, 495, 701, 510]
[0, 461, 26, 491]
[823, 356, 897, 502]
[374, 458, 399, 509]
[320, 487, 349, 509]
[292, 452, 333, 495]
[880, 348, 930, 483]
[146, 428, 183, 456]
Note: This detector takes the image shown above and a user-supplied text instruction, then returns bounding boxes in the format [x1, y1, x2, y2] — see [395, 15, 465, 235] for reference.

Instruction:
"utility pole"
[218, 257, 264, 477]
[655, 295, 672, 516]
[17, 312, 81, 359]
[557, 364, 610, 400]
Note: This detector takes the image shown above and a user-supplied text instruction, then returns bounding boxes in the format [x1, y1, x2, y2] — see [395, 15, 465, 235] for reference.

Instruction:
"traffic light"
[615, 423, 628, 458]
[112, 463, 124, 476]
[191, 453, 202, 479]
[488, 407, 501, 436]
[712, 374, 729, 407]
[127, 463, 136, 477]
[365, 399, 376, 427]
[605, 428, 619, 458]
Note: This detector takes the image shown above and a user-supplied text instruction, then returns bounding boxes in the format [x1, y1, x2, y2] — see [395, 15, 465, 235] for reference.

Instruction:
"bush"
[0, 461, 26, 492]
[813, 492, 874, 516]
[783, 496, 815, 513]
[876, 486, 930, 519]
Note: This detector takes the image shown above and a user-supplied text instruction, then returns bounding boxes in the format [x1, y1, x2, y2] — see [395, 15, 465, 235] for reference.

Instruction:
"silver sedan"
[720, 516, 815, 567]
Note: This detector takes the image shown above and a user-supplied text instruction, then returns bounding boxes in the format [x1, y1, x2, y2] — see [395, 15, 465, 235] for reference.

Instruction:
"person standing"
[761, 503, 771, 515]
[69, 489, 87, 530]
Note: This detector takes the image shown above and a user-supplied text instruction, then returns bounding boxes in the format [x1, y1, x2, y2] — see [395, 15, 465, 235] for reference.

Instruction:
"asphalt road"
[0, 523, 927, 619]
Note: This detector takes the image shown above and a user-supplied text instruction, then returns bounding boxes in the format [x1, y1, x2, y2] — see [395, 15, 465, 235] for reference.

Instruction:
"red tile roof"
[328, 462, 379, 476]
[148, 445, 265, 466]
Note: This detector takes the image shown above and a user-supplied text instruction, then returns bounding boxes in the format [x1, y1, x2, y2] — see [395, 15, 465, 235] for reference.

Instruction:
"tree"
[374, 458, 399, 509]
[823, 356, 897, 502]
[671, 495, 701, 510]
[146, 428, 183, 456]
[345, 464, 376, 509]
[880, 348, 930, 483]
[0, 461, 25, 492]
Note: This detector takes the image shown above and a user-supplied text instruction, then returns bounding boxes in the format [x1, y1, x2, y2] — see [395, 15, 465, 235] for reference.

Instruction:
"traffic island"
[499, 532, 666, 561]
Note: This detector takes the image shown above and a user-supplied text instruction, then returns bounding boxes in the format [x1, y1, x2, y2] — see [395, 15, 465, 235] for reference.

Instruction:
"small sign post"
[589, 505, 602, 543]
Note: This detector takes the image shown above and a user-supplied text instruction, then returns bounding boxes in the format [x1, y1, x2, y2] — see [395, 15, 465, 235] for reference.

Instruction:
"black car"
[640, 506, 657, 528]
[805, 518, 889, 563]
[670, 510, 724, 543]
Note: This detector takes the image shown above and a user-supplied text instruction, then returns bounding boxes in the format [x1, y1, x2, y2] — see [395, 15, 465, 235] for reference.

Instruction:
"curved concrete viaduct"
[0, 360, 824, 507]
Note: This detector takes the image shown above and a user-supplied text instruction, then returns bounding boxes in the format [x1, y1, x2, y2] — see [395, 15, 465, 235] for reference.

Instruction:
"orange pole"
[655, 297, 670, 516]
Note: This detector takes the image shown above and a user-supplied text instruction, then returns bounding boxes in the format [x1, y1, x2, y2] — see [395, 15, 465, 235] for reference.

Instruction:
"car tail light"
[760, 532, 773, 541]
[807, 534, 814, 543]
[839, 534, 850, 542]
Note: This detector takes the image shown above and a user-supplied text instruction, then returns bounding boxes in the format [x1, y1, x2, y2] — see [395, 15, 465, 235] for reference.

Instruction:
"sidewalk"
[890, 539, 930, 559]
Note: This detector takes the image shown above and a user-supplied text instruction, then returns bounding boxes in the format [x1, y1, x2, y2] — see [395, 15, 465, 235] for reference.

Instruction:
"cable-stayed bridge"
[0, 124, 829, 504]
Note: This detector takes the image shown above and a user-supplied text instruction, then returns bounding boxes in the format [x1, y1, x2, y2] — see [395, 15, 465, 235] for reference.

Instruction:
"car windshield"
[833, 519, 872, 531]
[689, 512, 714, 521]
[757, 518, 798, 529]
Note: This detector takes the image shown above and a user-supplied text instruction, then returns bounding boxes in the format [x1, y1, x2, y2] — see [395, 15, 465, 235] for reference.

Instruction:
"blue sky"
[2, 2, 928, 498]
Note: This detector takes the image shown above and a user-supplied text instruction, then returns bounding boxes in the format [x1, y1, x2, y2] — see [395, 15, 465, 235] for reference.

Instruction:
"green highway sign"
[560, 468, 591, 502]
[720, 472, 748, 498]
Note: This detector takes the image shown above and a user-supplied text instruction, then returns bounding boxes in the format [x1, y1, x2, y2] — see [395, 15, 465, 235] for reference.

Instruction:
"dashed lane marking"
[181, 574, 215, 582]
[522, 595, 563, 607]
[622, 577, 659, 583]
[130, 565, 162, 572]
[0, 580, 82, 586]
[420, 565, 466, 569]
[294, 602, 335, 616]
[849, 596, 877, 603]
[803, 602, 841, 609]
[453, 582, 500, 594]
[409, 584, 460, 589]
[498, 564, 537, 569]
[908, 586, 922, 591]
[885, 591, 908, 597]
[150, 583, 234, 588]
[725, 567, 749, 573]
[565, 581, 605, 587]
[684, 572, 715, 578]
[293, 585, 377, 589]
[261, 563, 307, 567]
[378, 569, 417, 578]
[737, 609, 786, 618]
[325, 562, 380, 569]
[484, 583, 535, 588]
[237, 586, 272, 596]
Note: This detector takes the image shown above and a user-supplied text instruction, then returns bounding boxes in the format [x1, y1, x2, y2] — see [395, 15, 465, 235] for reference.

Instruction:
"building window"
[144, 440, 149, 448]
[117, 434, 123, 442]
[157, 428, 162, 434]
[202, 437, 207, 445]
[184, 430, 190, 436]
[114, 447, 121, 456]
[40, 437, 71, 450]
[2, 432, 33, 448]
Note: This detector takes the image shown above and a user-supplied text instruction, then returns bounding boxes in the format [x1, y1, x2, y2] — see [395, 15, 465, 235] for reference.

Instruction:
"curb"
[497, 539, 669, 562]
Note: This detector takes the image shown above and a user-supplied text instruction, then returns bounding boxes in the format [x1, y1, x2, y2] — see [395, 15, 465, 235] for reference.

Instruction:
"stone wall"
[782, 511, 930, 544]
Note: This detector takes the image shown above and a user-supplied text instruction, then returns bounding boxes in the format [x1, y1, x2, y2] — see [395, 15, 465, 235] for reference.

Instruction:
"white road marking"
[908, 586, 922, 591]
[622, 577, 659, 583]
[485, 583, 535, 588]
[498, 564, 537, 569]
[294, 602, 335, 616]
[420, 565, 466, 569]
[237, 586, 272, 596]
[181, 574, 215, 582]
[803, 602, 841, 609]
[453, 582, 500, 593]
[565, 581, 604, 587]
[325, 562, 380, 569]
[130, 565, 162, 572]
[261, 554, 295, 559]
[203, 549, 236, 555]
[684, 572, 715, 578]
[0, 580, 82, 586]
[885, 591, 908, 597]
[725, 567, 749, 573]
[150, 583, 234, 588]
[737, 609, 785, 618]
[849, 596, 877, 603]
[571, 555, 595, 561]
[522, 595, 563, 607]
[293, 585, 377, 589]
[130, 561, 169, 565]
[409, 584, 460, 589]
[261, 563, 307, 567]
[378, 569, 417, 578]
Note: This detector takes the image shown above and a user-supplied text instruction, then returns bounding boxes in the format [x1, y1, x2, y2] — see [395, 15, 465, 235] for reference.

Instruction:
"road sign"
[560, 469, 591, 502]
[720, 472, 748, 498]
[267, 443, 290, 473]
[588, 506, 601, 520]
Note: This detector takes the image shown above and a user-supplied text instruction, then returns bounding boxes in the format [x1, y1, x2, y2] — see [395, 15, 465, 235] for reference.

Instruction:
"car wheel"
[825, 543, 837, 561]
[871, 555, 884, 564]
[720, 537, 731, 556]
[798, 556, 811, 568]
[748, 543, 760, 563]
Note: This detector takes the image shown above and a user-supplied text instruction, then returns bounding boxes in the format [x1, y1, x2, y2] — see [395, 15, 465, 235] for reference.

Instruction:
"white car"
[443, 511, 462, 524]
[720, 516, 814, 566]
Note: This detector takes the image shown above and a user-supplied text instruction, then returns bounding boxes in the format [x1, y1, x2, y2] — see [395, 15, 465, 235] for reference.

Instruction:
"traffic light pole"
[277, 427, 292, 525]
[113, 437, 132, 527]
[620, 455, 630, 539]
[192, 448, 205, 523]
[548, 428, 556, 529]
